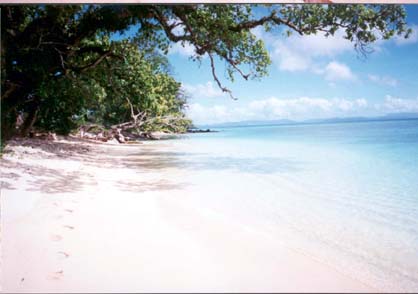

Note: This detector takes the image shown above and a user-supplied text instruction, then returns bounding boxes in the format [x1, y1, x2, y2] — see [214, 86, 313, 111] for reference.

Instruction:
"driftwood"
[28, 131, 57, 141]
[77, 98, 186, 143]
[77, 120, 145, 143]
[78, 124, 129, 143]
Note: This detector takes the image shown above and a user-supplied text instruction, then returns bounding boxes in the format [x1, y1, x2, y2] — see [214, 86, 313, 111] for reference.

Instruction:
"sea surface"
[168, 119, 418, 292]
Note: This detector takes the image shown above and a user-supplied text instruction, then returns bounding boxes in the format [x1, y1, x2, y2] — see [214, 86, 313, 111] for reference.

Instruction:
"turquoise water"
[174, 119, 418, 291]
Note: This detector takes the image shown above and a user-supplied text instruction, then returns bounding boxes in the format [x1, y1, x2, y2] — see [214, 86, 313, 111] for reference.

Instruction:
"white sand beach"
[1, 137, 376, 292]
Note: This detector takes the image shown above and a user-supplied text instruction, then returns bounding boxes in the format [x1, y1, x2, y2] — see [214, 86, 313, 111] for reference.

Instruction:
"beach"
[3, 3, 418, 292]
[0, 135, 376, 293]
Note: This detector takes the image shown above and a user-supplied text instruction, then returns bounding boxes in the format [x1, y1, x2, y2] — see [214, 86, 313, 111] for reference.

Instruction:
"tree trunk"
[20, 107, 39, 137]
[1, 81, 32, 141]
[1, 108, 17, 142]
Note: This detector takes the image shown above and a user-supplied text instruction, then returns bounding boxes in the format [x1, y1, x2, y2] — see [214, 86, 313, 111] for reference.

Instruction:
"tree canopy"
[1, 4, 412, 141]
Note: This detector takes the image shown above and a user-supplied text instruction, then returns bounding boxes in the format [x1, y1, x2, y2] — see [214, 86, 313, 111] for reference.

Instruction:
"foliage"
[35, 77, 87, 134]
[34, 38, 191, 134]
[80, 39, 192, 132]
[1, 4, 412, 140]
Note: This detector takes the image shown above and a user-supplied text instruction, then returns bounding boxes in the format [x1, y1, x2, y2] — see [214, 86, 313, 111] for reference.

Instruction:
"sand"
[1, 136, 376, 292]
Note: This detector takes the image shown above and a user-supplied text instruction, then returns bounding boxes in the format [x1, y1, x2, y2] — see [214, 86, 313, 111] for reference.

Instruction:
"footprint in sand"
[55, 209, 74, 219]
[57, 251, 70, 259]
[48, 270, 64, 280]
[50, 234, 62, 242]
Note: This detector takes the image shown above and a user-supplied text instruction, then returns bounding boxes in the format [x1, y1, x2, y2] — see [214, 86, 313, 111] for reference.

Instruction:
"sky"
[134, 5, 418, 125]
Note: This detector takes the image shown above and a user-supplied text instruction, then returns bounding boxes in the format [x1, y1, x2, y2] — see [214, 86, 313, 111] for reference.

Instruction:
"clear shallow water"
[172, 119, 418, 291]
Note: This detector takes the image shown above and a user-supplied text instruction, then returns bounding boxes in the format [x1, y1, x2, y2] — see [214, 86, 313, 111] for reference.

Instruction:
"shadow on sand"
[1, 137, 303, 195]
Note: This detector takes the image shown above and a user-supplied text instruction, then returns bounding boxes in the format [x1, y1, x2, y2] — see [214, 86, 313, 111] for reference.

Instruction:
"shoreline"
[1, 136, 376, 292]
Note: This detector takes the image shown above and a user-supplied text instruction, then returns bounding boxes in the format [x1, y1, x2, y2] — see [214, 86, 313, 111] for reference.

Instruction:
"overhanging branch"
[230, 11, 304, 35]
[208, 53, 236, 100]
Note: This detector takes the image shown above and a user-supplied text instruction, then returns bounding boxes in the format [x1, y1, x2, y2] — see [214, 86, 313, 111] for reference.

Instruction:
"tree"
[1, 4, 412, 140]
[33, 37, 191, 137]
[75, 39, 191, 134]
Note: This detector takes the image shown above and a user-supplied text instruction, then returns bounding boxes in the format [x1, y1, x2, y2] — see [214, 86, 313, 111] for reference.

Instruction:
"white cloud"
[248, 96, 367, 119]
[253, 29, 359, 83]
[264, 30, 353, 73]
[379, 95, 418, 112]
[187, 95, 418, 125]
[187, 96, 371, 124]
[368, 74, 398, 87]
[287, 31, 353, 57]
[182, 81, 227, 99]
[272, 41, 311, 72]
[186, 103, 250, 125]
[168, 41, 196, 57]
[324, 61, 356, 81]
[394, 24, 418, 46]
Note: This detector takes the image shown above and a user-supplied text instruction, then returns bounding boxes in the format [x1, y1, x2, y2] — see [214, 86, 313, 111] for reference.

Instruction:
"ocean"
[167, 119, 418, 291]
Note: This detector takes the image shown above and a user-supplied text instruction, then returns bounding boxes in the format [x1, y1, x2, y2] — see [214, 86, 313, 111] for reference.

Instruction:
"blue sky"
[126, 5, 418, 125]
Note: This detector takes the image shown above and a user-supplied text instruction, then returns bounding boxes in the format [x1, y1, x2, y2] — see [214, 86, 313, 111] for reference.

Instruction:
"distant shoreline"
[200, 116, 418, 130]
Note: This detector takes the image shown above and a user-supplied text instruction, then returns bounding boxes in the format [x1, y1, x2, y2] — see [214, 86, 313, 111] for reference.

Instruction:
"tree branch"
[230, 11, 304, 35]
[208, 53, 236, 100]
[54, 47, 66, 72]
[69, 50, 122, 73]
[152, 7, 193, 43]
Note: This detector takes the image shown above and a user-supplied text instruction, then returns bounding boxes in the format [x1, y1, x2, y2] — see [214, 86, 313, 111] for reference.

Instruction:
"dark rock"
[187, 128, 218, 133]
